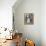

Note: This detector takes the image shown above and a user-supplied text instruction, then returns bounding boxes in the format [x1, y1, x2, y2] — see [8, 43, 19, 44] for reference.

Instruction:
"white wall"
[0, 0, 16, 29]
[41, 0, 46, 46]
[13, 0, 41, 46]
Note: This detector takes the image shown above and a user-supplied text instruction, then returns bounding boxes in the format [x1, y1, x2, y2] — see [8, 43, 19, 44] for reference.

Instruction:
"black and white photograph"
[24, 13, 34, 25]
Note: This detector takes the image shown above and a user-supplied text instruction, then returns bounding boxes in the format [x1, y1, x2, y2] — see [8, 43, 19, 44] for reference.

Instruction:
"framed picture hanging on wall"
[24, 13, 34, 25]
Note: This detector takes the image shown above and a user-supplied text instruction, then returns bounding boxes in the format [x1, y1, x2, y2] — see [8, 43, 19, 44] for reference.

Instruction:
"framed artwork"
[24, 13, 34, 25]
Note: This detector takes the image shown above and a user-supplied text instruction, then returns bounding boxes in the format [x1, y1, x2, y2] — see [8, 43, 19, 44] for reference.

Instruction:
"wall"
[0, 0, 16, 30]
[41, 0, 46, 46]
[13, 0, 41, 46]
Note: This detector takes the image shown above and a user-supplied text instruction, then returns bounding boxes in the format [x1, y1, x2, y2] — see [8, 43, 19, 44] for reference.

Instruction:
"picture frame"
[24, 13, 34, 25]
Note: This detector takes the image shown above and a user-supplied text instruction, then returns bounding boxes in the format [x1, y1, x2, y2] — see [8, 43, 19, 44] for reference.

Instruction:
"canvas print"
[24, 13, 34, 25]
